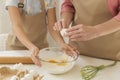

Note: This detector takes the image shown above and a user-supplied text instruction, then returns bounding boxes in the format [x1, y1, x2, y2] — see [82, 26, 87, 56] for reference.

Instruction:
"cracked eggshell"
[60, 29, 67, 37]
[60, 29, 69, 43]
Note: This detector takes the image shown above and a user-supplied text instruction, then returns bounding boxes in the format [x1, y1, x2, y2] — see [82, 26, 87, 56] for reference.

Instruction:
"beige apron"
[6, 0, 48, 50]
[70, 0, 120, 60]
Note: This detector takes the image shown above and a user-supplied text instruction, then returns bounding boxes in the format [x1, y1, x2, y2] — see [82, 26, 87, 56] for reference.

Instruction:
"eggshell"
[60, 29, 67, 37]
[60, 29, 69, 43]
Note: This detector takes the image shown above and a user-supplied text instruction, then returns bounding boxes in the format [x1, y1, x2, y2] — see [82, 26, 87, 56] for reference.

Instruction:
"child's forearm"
[8, 7, 36, 50]
[13, 24, 36, 49]
[48, 8, 65, 45]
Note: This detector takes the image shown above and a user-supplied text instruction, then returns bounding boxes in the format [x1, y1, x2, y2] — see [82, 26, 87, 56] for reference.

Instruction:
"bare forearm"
[95, 18, 120, 37]
[13, 24, 35, 49]
[49, 26, 65, 45]
[61, 12, 74, 28]
[8, 7, 36, 50]
[48, 8, 65, 45]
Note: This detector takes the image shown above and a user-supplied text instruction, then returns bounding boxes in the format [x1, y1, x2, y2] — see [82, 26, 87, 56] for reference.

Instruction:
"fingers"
[53, 20, 62, 31]
[54, 20, 62, 31]
[31, 54, 41, 67]
[31, 47, 39, 57]
[71, 37, 89, 41]
[65, 24, 88, 41]
[66, 28, 83, 37]
[61, 44, 80, 57]
[68, 44, 80, 54]
[72, 47, 80, 54]
[34, 48, 39, 57]
[70, 33, 86, 40]
[53, 19, 66, 31]
[66, 24, 83, 32]
[30, 47, 41, 67]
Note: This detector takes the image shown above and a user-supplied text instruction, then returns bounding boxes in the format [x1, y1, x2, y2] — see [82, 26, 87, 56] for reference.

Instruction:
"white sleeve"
[5, 0, 19, 10]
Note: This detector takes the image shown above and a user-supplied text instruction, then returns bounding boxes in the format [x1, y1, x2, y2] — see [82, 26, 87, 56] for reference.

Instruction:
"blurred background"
[0, 0, 62, 50]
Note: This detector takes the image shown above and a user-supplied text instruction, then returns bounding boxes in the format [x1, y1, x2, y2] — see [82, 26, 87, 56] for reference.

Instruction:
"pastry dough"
[0, 63, 43, 80]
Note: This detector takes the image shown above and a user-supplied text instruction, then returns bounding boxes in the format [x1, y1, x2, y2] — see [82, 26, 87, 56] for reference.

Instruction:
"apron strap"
[18, 0, 45, 14]
[40, 0, 46, 12]
[18, 0, 24, 14]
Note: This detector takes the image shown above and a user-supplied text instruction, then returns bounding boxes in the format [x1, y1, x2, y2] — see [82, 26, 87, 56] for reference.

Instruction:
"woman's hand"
[53, 19, 67, 31]
[30, 46, 41, 67]
[66, 24, 100, 41]
[60, 43, 80, 56]
[53, 12, 74, 31]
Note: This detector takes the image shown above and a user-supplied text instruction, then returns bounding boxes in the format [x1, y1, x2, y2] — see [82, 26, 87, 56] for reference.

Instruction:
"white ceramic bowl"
[38, 47, 78, 74]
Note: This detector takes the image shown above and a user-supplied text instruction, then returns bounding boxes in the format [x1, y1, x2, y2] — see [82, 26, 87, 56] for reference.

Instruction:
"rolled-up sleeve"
[5, 0, 19, 10]
[61, 0, 75, 13]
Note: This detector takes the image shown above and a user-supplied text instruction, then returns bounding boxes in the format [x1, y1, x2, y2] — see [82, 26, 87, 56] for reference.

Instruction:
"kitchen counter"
[0, 50, 120, 80]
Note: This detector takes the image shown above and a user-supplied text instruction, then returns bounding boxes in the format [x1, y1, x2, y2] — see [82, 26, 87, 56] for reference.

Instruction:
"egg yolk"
[48, 60, 67, 66]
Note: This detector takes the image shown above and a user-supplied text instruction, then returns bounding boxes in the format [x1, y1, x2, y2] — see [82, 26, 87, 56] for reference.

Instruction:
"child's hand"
[30, 46, 41, 67]
[60, 43, 80, 56]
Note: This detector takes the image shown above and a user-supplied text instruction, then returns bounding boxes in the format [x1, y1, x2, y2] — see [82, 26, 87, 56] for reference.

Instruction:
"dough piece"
[20, 77, 26, 80]
[34, 75, 43, 80]
[24, 74, 33, 80]
[0, 67, 18, 80]
[9, 76, 19, 80]
[29, 70, 38, 76]
[12, 63, 25, 71]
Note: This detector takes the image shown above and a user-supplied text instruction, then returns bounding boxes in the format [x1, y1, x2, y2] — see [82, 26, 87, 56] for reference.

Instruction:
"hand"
[60, 43, 80, 56]
[66, 24, 99, 41]
[30, 46, 41, 67]
[53, 19, 66, 31]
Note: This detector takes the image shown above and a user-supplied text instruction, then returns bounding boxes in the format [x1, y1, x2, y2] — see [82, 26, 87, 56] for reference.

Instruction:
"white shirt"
[5, 0, 56, 15]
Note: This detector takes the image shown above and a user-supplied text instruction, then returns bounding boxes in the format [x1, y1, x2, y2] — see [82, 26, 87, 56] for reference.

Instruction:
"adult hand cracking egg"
[60, 28, 69, 44]
[54, 19, 80, 55]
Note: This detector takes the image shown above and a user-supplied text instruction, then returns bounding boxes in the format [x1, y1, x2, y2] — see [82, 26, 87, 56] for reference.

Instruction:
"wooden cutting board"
[0, 50, 33, 64]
